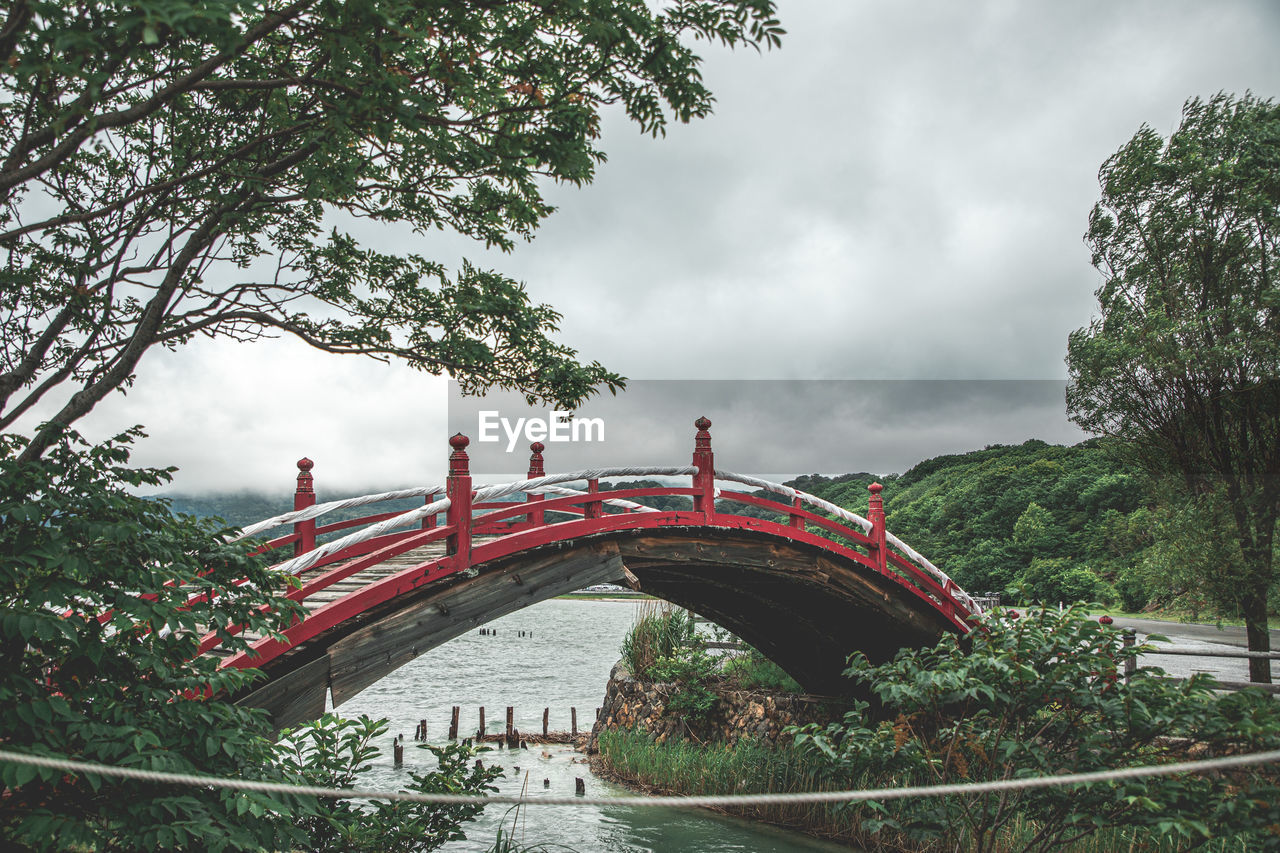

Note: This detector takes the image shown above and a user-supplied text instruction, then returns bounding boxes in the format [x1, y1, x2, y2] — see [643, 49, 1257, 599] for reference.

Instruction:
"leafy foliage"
[0, 429, 498, 850]
[791, 606, 1280, 852]
[0, 428, 301, 851]
[1067, 92, 1280, 677]
[1019, 557, 1105, 606]
[276, 715, 501, 853]
[0, 0, 784, 460]
[650, 643, 720, 724]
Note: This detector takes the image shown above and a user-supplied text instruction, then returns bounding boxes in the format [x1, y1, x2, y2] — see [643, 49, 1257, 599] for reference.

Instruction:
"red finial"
[1099, 615, 1114, 625]
[694, 416, 712, 452]
[528, 441, 545, 477]
[296, 457, 314, 493]
[868, 482, 883, 495]
[449, 433, 470, 476]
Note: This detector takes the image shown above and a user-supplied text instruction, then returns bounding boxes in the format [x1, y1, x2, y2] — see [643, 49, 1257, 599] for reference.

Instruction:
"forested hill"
[157, 438, 1156, 608]
[787, 439, 1154, 608]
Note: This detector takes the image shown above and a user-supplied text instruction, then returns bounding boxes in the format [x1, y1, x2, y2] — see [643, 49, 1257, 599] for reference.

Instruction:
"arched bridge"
[204, 418, 984, 730]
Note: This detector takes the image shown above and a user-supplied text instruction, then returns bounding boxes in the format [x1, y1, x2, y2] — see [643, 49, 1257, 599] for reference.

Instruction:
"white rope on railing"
[269, 496, 452, 576]
[471, 467, 697, 503]
[2, 746, 1276, 808]
[528, 484, 659, 513]
[231, 487, 444, 541]
[713, 470, 873, 533]
[713, 471, 982, 617]
[265, 468, 697, 577]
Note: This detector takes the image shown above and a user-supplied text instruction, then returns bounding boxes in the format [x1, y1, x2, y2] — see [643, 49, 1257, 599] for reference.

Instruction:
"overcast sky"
[44, 0, 1280, 495]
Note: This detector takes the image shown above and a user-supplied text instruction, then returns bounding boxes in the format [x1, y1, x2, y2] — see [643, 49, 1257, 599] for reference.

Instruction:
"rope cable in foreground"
[1, 747, 1276, 809]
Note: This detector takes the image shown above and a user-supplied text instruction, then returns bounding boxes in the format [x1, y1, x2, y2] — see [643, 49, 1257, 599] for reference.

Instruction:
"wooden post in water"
[506, 706, 514, 744]
[393, 736, 403, 767]
[575, 777, 585, 796]
[478, 706, 486, 738]
[449, 706, 460, 740]
[542, 708, 549, 737]
[570, 707, 577, 737]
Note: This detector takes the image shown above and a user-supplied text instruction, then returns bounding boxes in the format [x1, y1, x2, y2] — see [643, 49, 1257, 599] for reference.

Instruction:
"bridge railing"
[198, 417, 982, 661]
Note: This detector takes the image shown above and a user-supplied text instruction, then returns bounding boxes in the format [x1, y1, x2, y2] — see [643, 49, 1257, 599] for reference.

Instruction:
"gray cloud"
[28, 0, 1278, 495]
[448, 380, 1085, 478]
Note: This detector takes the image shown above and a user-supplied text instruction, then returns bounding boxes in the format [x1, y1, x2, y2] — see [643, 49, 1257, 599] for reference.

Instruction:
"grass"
[595, 728, 862, 843]
[619, 600, 698, 677]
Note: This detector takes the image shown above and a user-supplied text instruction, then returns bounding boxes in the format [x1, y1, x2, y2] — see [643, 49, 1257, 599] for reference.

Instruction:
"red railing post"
[526, 441, 545, 528]
[421, 490, 437, 530]
[585, 478, 603, 519]
[446, 434, 472, 567]
[293, 457, 316, 557]
[692, 416, 715, 520]
[790, 496, 805, 531]
[867, 482, 888, 573]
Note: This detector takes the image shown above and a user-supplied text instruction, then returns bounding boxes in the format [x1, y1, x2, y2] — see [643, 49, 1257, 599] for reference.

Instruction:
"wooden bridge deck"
[209, 542, 453, 654]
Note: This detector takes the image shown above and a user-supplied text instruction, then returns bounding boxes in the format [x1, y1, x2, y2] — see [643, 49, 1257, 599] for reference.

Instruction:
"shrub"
[790, 605, 1280, 852]
[650, 644, 719, 723]
[0, 430, 499, 850]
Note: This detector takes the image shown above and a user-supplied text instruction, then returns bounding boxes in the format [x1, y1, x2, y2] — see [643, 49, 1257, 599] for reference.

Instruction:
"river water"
[338, 598, 850, 852]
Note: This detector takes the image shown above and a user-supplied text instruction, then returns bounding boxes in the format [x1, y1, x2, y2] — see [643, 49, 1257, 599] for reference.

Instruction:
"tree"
[0, 0, 784, 462]
[0, 429, 500, 850]
[1067, 93, 1280, 681]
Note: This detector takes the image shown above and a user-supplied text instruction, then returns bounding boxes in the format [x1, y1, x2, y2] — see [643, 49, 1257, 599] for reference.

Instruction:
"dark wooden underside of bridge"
[232, 527, 958, 731]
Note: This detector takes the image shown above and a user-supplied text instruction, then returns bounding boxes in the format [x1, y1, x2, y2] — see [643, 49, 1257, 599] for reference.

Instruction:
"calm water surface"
[338, 599, 851, 852]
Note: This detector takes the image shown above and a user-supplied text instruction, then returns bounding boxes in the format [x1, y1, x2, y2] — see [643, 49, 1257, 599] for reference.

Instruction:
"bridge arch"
[209, 419, 983, 731]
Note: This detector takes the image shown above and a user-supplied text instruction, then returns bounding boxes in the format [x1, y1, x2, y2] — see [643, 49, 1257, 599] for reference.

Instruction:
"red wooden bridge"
[205, 418, 983, 729]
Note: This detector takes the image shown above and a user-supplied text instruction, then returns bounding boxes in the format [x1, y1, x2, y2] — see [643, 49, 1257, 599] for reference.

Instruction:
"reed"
[595, 728, 866, 843]
[618, 600, 697, 677]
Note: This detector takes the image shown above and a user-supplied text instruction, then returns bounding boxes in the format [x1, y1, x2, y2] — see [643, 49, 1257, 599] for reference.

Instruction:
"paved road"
[1108, 615, 1280, 648]
[1106, 615, 1278, 685]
